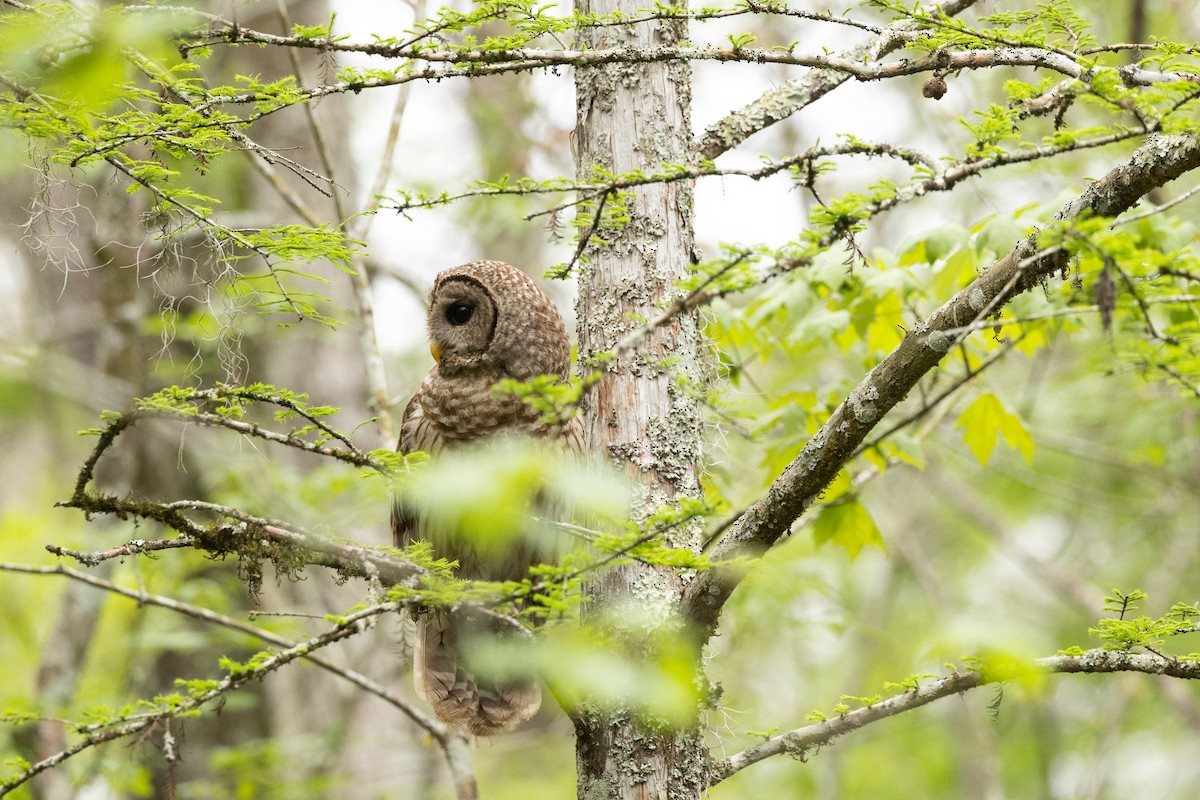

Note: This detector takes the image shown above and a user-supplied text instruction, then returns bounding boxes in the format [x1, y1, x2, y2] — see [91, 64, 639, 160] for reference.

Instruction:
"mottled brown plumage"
[392, 260, 581, 736]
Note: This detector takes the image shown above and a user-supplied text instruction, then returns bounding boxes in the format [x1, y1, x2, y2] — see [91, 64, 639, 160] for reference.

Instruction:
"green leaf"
[955, 393, 1034, 466]
[812, 497, 884, 559]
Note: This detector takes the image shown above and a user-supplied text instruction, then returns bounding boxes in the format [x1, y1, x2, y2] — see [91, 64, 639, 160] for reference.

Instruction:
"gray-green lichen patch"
[848, 382, 880, 424]
[968, 285, 987, 311]
[924, 329, 952, 353]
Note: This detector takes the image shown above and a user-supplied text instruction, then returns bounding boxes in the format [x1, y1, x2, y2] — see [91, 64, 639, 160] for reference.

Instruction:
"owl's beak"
[430, 340, 443, 364]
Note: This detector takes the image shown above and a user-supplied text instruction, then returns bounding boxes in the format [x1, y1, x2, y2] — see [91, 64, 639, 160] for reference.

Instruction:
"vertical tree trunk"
[573, 4, 709, 798]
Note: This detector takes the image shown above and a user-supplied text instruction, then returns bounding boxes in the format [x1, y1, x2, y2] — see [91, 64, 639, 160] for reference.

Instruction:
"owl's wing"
[415, 608, 542, 736]
[529, 413, 586, 579]
[559, 413, 584, 455]
[391, 391, 440, 549]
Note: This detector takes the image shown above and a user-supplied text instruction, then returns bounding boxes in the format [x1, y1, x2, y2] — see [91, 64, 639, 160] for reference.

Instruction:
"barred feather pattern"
[392, 260, 582, 737]
[413, 609, 543, 736]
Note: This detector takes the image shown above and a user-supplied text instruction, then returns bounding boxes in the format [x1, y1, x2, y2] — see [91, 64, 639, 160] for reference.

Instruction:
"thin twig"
[613, 254, 750, 355]
[1115, 182, 1200, 226]
[0, 561, 441, 731]
[45, 538, 194, 566]
[558, 189, 611, 278]
[1110, 257, 1174, 343]
[1157, 364, 1200, 399]
[937, 297, 1200, 338]
[0, 601, 419, 796]
[141, 407, 378, 466]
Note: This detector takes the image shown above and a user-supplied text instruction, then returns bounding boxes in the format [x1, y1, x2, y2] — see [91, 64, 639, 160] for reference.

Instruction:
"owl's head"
[427, 260, 570, 380]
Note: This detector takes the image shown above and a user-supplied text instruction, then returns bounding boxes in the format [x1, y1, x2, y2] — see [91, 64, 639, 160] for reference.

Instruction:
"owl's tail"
[414, 608, 542, 737]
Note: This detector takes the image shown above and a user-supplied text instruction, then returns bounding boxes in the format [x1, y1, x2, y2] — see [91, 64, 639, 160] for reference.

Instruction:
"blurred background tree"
[1, 0, 1199, 798]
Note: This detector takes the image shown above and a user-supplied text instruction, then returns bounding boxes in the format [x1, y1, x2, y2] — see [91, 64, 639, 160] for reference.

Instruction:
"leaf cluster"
[1087, 589, 1200, 655]
[869, 0, 1096, 53]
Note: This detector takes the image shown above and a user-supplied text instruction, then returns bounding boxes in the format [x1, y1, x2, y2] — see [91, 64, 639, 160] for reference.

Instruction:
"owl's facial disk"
[428, 278, 498, 372]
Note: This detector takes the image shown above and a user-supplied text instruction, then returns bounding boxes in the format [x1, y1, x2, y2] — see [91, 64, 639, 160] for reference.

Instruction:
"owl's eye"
[446, 302, 474, 325]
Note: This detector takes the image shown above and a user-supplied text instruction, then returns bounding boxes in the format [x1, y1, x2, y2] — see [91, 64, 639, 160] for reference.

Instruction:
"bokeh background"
[2, 0, 1199, 797]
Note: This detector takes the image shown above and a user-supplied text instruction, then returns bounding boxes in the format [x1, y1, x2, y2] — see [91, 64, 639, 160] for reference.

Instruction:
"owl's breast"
[418, 369, 540, 443]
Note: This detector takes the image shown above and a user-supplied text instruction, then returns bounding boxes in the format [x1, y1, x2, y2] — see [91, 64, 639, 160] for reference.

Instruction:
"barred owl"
[392, 260, 581, 736]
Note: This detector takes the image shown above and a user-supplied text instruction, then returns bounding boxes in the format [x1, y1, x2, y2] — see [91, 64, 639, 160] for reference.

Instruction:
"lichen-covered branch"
[150, 0, 1190, 103]
[389, 139, 941, 215]
[385, 124, 1158, 270]
[683, 132, 1200, 637]
[712, 649, 1200, 784]
[60, 390, 424, 590]
[180, 45, 1194, 116]
[56, 490, 424, 591]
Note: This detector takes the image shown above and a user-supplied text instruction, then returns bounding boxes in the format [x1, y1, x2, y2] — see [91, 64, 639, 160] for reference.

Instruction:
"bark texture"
[573, 1, 709, 797]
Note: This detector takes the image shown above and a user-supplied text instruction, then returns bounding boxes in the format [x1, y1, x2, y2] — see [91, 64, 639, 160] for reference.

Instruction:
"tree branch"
[54, 488, 425, 588]
[45, 537, 195, 566]
[0, 561, 443, 734]
[0, 601, 446, 797]
[696, 0, 983, 161]
[167, 45, 1195, 120]
[711, 648, 1200, 784]
[852, 333, 1023, 459]
[386, 125, 1154, 249]
[683, 132, 1200, 638]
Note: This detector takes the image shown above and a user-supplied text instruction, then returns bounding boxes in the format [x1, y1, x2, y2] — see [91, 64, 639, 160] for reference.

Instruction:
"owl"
[392, 259, 581, 737]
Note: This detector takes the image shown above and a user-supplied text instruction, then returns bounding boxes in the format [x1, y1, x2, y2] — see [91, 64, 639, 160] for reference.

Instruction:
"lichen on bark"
[572, 0, 711, 796]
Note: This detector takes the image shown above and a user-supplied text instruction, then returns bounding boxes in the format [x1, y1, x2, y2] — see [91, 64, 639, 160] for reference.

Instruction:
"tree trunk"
[573, 3, 708, 798]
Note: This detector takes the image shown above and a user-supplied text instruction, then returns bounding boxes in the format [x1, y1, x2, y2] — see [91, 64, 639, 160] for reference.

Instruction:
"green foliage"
[366, 448, 429, 477]
[883, 673, 939, 693]
[394, 439, 632, 574]
[960, 104, 1024, 160]
[1103, 588, 1148, 618]
[962, 651, 1046, 684]
[811, 473, 884, 559]
[955, 392, 1035, 467]
[1088, 590, 1200, 652]
[236, 225, 361, 274]
[291, 12, 340, 43]
[493, 373, 591, 427]
[491, 625, 703, 724]
[0, 6, 364, 341]
[186, 738, 339, 800]
[0, 5, 180, 110]
[868, 0, 1097, 52]
[745, 726, 780, 740]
